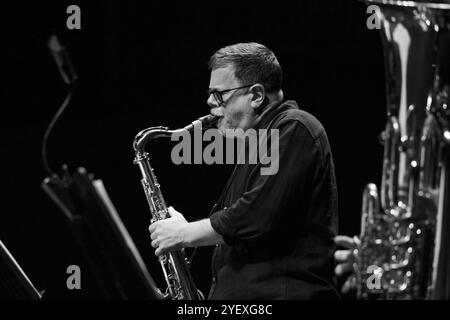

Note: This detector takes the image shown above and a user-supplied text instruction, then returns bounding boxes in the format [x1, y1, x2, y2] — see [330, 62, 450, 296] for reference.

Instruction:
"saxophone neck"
[133, 114, 219, 154]
[133, 126, 183, 155]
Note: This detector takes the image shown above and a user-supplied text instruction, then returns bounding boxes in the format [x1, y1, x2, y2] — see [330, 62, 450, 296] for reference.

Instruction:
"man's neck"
[252, 90, 284, 129]
[256, 89, 283, 115]
[266, 89, 284, 103]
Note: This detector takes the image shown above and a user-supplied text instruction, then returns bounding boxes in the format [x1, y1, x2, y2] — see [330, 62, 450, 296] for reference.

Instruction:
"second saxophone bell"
[353, 0, 450, 300]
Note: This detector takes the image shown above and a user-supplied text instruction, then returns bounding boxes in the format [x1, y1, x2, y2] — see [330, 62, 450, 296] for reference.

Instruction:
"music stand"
[41, 167, 162, 299]
[0, 240, 42, 300]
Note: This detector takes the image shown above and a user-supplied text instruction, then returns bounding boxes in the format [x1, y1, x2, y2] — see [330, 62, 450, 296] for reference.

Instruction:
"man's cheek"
[220, 121, 231, 132]
[220, 116, 232, 129]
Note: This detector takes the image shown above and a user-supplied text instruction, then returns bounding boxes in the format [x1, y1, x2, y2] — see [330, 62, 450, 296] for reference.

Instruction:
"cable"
[41, 83, 77, 177]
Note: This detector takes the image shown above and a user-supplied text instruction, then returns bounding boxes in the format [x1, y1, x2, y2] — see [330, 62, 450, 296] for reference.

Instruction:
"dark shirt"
[208, 100, 339, 300]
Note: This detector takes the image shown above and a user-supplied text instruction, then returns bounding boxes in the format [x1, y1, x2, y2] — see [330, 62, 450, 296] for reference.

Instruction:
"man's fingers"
[167, 206, 181, 218]
[149, 220, 163, 236]
[335, 262, 353, 276]
[341, 275, 356, 294]
[149, 222, 157, 233]
[155, 244, 169, 256]
[151, 239, 159, 248]
[334, 249, 352, 262]
[334, 235, 355, 249]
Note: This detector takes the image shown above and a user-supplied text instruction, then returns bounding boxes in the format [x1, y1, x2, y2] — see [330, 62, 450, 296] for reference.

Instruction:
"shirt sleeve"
[209, 119, 322, 249]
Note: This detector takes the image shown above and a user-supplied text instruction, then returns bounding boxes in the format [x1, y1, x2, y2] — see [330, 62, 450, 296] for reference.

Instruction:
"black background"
[1, 0, 386, 299]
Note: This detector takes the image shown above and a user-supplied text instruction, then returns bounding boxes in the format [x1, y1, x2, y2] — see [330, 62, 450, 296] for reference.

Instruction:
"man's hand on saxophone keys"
[334, 235, 357, 294]
[149, 206, 189, 256]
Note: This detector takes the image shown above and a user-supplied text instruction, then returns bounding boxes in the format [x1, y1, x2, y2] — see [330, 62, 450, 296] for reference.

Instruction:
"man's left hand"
[149, 206, 188, 256]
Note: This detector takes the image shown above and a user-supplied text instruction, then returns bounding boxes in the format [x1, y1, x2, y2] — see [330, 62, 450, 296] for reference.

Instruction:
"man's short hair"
[208, 42, 283, 93]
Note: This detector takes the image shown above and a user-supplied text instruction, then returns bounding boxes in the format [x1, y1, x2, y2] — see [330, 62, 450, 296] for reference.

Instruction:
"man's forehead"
[209, 66, 238, 88]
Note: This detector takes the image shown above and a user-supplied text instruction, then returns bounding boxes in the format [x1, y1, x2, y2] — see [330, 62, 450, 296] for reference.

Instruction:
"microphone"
[47, 35, 78, 84]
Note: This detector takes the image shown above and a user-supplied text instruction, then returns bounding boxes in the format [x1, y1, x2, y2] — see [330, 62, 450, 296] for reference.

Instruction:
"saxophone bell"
[354, 0, 450, 299]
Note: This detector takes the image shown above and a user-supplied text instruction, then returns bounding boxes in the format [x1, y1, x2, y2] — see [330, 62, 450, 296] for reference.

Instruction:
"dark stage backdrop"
[1, 0, 385, 298]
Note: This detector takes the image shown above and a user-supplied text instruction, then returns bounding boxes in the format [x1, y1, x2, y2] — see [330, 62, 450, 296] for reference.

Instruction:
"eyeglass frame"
[206, 84, 256, 105]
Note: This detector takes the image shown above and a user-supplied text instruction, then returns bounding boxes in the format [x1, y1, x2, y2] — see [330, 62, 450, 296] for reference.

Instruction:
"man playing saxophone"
[148, 42, 340, 299]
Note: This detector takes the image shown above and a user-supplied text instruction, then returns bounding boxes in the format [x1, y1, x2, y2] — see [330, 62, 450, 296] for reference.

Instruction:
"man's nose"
[207, 93, 219, 108]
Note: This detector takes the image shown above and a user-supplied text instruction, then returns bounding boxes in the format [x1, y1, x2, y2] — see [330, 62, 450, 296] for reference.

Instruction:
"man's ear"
[249, 84, 265, 109]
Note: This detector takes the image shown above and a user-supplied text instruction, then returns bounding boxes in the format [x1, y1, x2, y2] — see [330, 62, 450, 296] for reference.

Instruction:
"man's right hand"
[334, 235, 358, 294]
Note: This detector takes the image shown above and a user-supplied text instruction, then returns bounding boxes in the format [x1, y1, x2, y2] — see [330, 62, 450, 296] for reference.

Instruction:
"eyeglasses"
[207, 84, 255, 105]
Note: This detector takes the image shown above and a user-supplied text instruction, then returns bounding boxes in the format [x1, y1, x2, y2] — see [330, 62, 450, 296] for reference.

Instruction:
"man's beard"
[218, 113, 255, 134]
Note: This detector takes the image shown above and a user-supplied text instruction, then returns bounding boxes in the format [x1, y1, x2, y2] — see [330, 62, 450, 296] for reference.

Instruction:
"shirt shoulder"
[270, 100, 326, 142]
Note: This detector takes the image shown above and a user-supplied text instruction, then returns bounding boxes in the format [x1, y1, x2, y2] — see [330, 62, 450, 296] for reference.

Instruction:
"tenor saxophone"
[133, 114, 217, 300]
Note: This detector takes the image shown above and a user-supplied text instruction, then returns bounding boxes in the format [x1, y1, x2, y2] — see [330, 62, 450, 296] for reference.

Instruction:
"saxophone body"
[355, 0, 450, 299]
[133, 114, 217, 300]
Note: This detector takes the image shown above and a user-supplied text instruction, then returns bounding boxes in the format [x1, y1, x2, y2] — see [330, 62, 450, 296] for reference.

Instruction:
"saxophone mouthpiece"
[184, 114, 219, 132]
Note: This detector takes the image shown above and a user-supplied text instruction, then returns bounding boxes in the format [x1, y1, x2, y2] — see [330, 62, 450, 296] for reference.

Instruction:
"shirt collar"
[252, 99, 284, 130]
